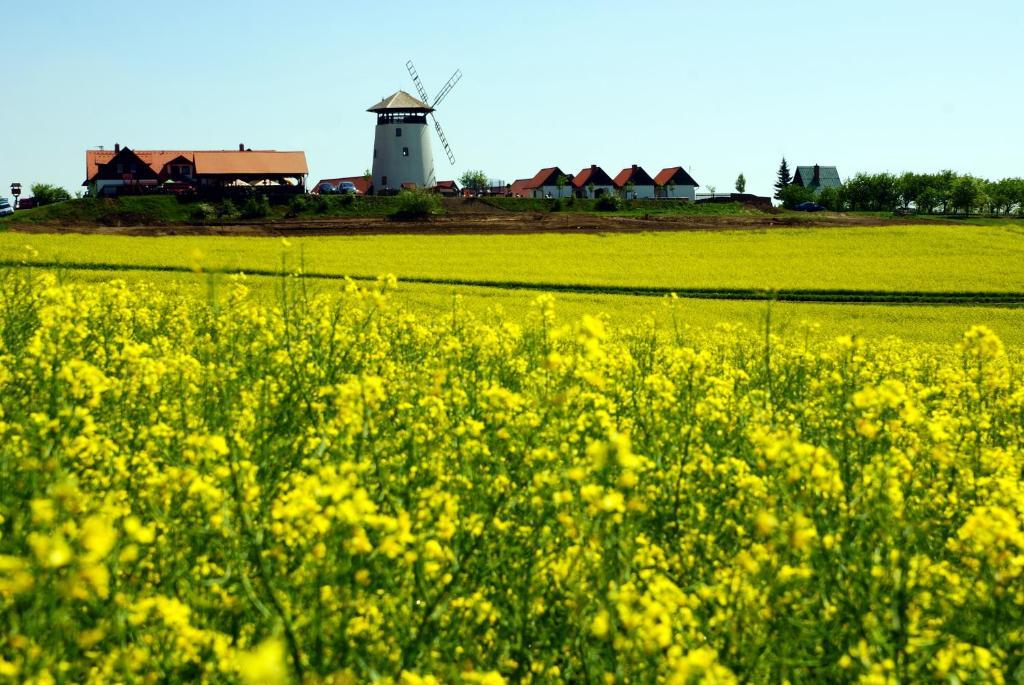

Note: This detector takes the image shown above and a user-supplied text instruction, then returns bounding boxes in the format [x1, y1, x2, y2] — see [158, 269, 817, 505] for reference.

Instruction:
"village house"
[792, 164, 842, 193]
[613, 164, 657, 199]
[572, 165, 617, 198]
[84, 144, 308, 197]
[512, 167, 572, 199]
[653, 167, 700, 200]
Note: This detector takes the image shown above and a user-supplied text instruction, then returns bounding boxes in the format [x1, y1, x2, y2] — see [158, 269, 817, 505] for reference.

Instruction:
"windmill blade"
[431, 114, 455, 165]
[405, 59, 431, 105]
[431, 69, 462, 108]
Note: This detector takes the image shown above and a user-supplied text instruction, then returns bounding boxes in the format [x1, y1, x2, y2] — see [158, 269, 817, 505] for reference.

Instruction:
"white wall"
[621, 184, 656, 199]
[370, 121, 435, 193]
[576, 184, 616, 198]
[663, 184, 697, 201]
[531, 184, 571, 199]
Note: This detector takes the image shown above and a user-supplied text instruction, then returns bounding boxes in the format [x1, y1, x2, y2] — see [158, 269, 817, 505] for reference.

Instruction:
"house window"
[395, 128, 402, 137]
[382, 175, 388, 187]
[116, 164, 124, 174]
[402, 147, 409, 157]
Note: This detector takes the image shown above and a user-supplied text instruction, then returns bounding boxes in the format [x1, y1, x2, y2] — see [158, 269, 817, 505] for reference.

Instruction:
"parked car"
[0, 198, 12, 216]
[794, 201, 825, 212]
[318, 182, 336, 194]
[338, 181, 360, 195]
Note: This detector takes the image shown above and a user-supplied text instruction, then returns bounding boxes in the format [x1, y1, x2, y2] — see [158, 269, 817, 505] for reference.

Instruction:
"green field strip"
[7, 259, 1024, 307]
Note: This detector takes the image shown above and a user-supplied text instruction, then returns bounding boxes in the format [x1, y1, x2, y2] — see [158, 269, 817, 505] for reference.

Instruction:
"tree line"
[774, 159, 1024, 215]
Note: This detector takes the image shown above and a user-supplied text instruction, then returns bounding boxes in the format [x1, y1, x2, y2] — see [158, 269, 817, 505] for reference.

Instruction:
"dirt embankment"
[6, 206, 951, 238]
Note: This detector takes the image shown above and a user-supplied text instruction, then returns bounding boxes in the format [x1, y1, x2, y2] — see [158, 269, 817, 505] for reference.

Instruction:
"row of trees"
[773, 158, 1024, 215]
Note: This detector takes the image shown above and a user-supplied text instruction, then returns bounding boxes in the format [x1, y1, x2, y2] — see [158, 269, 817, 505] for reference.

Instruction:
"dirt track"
[7, 207, 953, 238]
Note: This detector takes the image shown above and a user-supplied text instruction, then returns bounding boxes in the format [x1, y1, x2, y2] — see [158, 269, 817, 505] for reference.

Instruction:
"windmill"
[367, 61, 462, 194]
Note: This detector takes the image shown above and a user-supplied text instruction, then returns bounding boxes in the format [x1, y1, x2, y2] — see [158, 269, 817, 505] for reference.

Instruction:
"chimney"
[632, 164, 637, 169]
[239, 143, 245, 151]
[813, 164, 820, 184]
[114, 143, 120, 153]
[591, 164, 597, 169]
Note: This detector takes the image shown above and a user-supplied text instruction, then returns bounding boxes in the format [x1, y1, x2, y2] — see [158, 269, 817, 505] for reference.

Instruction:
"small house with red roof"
[433, 180, 460, 197]
[653, 167, 699, 200]
[516, 167, 572, 199]
[613, 164, 656, 199]
[572, 164, 616, 198]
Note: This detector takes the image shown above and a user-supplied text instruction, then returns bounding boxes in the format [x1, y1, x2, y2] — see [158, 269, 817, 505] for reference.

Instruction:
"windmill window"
[402, 147, 409, 157]
[395, 128, 402, 137]
[374, 149, 377, 158]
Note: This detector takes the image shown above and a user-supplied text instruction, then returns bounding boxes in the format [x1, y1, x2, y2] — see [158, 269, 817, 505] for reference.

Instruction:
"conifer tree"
[774, 158, 792, 200]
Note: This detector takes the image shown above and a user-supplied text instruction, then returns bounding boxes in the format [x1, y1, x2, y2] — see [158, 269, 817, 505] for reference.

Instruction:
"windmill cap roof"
[367, 90, 434, 112]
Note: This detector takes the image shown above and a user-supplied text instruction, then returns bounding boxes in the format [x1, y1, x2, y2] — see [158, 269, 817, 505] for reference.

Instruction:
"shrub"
[595, 194, 623, 212]
[390, 188, 442, 220]
[780, 184, 816, 209]
[550, 198, 563, 212]
[189, 203, 216, 223]
[286, 196, 310, 218]
[239, 195, 270, 220]
[30, 184, 72, 206]
[216, 199, 237, 219]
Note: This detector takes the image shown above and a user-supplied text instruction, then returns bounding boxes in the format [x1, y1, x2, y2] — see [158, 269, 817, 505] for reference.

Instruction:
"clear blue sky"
[2, 0, 1022, 198]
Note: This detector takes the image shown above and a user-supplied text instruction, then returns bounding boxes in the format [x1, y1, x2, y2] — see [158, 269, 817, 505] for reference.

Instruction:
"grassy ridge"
[3, 224, 1023, 292]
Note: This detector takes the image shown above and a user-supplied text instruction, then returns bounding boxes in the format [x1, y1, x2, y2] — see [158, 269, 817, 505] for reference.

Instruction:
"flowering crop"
[0, 269, 1022, 684]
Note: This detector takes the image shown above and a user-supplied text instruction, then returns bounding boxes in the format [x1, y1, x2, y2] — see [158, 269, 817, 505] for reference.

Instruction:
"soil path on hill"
[7, 210, 956, 237]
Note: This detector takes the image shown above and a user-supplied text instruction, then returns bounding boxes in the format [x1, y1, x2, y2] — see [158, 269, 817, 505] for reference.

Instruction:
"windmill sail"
[405, 60, 431, 106]
[406, 59, 459, 165]
[432, 116, 455, 165]
[432, 69, 462, 108]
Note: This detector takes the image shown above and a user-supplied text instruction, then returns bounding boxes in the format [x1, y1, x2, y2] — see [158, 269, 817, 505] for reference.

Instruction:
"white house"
[517, 166, 572, 199]
[613, 164, 657, 199]
[654, 167, 700, 200]
[572, 164, 617, 198]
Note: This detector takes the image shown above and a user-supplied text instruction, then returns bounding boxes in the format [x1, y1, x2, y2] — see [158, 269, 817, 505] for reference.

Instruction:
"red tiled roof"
[526, 166, 567, 188]
[654, 167, 699, 187]
[86, 148, 307, 182]
[572, 165, 615, 188]
[612, 165, 655, 187]
[434, 180, 459, 190]
[509, 178, 532, 196]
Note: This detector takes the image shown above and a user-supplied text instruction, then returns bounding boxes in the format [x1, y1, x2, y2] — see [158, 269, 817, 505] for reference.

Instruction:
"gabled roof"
[525, 167, 568, 188]
[87, 148, 307, 182]
[312, 176, 373, 194]
[434, 180, 459, 190]
[193, 151, 307, 176]
[572, 165, 615, 188]
[613, 165, 655, 188]
[793, 165, 841, 190]
[654, 167, 700, 188]
[509, 178, 533, 196]
[367, 90, 434, 113]
[87, 149, 194, 181]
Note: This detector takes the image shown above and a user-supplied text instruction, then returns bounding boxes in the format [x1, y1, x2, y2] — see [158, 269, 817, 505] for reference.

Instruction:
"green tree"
[735, 173, 746, 193]
[780, 183, 815, 209]
[30, 183, 72, 206]
[817, 186, 844, 211]
[458, 170, 488, 195]
[951, 176, 984, 216]
[555, 174, 569, 199]
[773, 158, 792, 200]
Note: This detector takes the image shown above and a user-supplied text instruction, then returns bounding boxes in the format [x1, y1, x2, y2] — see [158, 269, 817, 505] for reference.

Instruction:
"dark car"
[794, 201, 825, 212]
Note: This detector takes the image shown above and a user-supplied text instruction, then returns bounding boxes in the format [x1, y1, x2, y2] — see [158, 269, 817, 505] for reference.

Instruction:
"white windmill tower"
[368, 60, 461, 194]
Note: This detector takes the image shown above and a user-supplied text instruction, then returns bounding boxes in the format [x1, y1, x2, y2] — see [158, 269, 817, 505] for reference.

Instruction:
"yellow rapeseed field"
[1, 269, 1022, 683]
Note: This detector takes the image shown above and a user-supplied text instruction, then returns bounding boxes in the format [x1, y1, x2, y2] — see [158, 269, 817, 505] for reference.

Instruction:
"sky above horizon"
[2, 0, 1022, 199]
